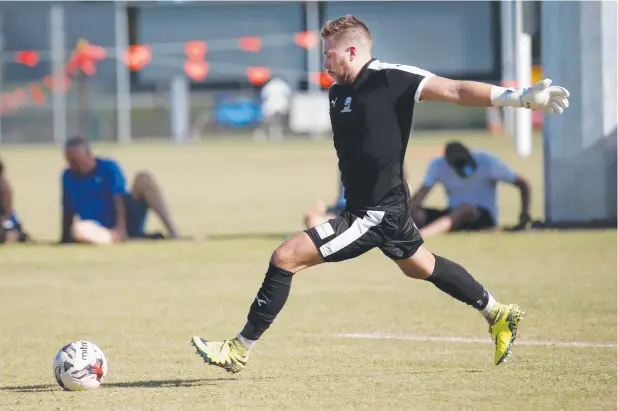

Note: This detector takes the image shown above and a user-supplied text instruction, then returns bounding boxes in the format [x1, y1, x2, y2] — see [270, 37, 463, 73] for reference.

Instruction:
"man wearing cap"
[59, 136, 180, 245]
[410, 141, 532, 238]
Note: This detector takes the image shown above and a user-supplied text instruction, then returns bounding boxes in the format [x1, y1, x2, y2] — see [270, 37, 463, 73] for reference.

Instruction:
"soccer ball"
[52, 340, 108, 391]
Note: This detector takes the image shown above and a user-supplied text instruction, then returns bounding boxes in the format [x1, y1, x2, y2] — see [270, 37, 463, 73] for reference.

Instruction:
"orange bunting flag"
[185, 41, 207, 60]
[184, 60, 209, 81]
[82, 44, 107, 61]
[43, 74, 72, 93]
[64, 51, 81, 75]
[65, 50, 102, 77]
[79, 59, 97, 76]
[123, 45, 152, 71]
[66, 39, 106, 76]
[239, 36, 262, 52]
[12, 88, 27, 106]
[247, 67, 271, 86]
[29, 83, 46, 104]
[312, 72, 334, 88]
[294, 31, 318, 49]
[1, 94, 14, 114]
[15, 51, 39, 67]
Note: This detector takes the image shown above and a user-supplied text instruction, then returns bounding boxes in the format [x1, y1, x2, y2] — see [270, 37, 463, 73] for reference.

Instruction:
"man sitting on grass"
[0, 157, 30, 244]
[410, 141, 532, 238]
[59, 136, 180, 245]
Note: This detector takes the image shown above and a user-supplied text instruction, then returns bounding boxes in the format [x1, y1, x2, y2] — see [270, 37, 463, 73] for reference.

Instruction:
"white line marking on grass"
[315, 333, 616, 349]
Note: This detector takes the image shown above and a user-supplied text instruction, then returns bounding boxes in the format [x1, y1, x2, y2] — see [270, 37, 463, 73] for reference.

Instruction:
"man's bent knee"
[271, 232, 323, 273]
[394, 245, 436, 280]
[133, 170, 155, 187]
[132, 170, 158, 200]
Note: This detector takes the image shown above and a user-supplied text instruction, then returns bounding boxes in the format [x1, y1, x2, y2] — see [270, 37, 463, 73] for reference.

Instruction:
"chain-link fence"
[0, 1, 504, 145]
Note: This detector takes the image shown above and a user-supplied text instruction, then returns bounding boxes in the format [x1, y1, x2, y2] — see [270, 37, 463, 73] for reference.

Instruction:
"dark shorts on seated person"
[122, 194, 165, 239]
[91, 194, 162, 239]
[123, 194, 149, 238]
[420, 206, 496, 231]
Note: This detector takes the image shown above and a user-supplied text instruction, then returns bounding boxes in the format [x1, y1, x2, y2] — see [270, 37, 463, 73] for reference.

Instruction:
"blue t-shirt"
[62, 158, 128, 229]
[335, 180, 346, 208]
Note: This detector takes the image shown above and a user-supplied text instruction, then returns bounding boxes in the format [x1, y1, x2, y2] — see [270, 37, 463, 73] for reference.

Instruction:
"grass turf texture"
[0, 132, 615, 410]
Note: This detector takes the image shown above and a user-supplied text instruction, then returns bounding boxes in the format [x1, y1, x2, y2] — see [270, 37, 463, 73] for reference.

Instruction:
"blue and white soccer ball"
[52, 340, 108, 391]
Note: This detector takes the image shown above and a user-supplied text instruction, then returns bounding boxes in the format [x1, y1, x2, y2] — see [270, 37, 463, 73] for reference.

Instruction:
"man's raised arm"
[419, 76, 570, 114]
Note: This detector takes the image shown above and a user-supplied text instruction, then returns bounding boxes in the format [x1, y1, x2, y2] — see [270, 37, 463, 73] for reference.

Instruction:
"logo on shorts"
[341, 97, 352, 113]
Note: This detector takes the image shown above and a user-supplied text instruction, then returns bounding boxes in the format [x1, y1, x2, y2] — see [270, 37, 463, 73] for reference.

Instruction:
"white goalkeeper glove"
[492, 78, 570, 114]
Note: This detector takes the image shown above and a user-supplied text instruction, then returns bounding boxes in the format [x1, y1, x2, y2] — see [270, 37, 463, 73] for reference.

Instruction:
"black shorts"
[420, 207, 496, 231]
[305, 206, 424, 262]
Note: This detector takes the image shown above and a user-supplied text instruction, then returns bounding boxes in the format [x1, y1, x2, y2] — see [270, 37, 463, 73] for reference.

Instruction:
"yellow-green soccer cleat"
[489, 304, 524, 365]
[190, 336, 250, 374]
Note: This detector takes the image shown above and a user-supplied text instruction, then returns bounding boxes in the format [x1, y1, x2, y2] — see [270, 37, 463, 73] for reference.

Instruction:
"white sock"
[480, 293, 497, 320]
[236, 333, 257, 350]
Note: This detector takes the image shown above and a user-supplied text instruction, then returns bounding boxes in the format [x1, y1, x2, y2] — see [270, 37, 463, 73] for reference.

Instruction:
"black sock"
[240, 263, 294, 341]
[425, 255, 490, 310]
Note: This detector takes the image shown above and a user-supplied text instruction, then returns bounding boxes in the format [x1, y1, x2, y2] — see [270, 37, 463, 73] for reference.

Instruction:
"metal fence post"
[115, 1, 131, 144]
[51, 3, 67, 145]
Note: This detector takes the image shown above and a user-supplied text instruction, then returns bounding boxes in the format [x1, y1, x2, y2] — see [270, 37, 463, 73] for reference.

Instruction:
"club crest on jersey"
[341, 97, 352, 113]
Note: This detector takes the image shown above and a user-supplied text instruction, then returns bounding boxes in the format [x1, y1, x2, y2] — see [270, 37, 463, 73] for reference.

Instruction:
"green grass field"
[0, 132, 616, 411]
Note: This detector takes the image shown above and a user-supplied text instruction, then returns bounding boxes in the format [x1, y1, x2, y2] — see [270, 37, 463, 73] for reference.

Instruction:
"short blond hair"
[320, 14, 372, 44]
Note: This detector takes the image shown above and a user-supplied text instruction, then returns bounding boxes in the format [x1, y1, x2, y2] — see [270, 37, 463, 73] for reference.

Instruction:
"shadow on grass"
[205, 232, 293, 242]
[105, 377, 239, 388]
[0, 376, 281, 392]
[19, 231, 293, 246]
[0, 384, 56, 393]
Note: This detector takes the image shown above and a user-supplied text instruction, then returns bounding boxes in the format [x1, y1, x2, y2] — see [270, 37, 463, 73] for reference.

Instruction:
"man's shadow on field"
[205, 232, 293, 241]
[25, 231, 294, 246]
[0, 376, 281, 392]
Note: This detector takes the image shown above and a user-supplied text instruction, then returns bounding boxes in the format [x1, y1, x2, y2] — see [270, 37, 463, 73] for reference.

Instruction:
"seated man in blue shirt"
[0, 157, 29, 243]
[60, 136, 179, 245]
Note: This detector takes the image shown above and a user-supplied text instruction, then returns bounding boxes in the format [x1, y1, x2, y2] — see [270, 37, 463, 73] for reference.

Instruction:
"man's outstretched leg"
[392, 245, 523, 365]
[191, 231, 323, 373]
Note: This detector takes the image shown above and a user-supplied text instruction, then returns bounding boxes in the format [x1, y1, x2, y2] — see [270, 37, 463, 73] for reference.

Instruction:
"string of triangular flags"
[1, 31, 334, 116]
